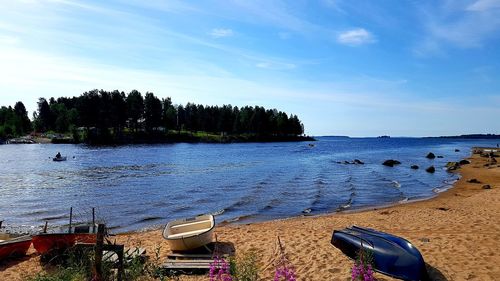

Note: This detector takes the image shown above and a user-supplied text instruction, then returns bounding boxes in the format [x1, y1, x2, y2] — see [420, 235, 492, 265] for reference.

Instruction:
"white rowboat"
[162, 214, 215, 251]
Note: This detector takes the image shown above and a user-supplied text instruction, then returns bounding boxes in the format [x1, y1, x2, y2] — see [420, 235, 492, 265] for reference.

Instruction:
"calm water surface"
[0, 137, 497, 232]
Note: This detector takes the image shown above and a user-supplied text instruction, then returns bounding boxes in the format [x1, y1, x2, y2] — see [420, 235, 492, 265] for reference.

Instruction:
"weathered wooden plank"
[162, 263, 212, 269]
[165, 259, 213, 264]
[167, 252, 227, 259]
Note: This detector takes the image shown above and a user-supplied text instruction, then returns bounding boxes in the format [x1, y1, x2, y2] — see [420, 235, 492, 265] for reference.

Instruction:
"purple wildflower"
[209, 256, 233, 281]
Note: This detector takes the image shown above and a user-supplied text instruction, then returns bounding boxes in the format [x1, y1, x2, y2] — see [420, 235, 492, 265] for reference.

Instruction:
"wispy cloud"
[466, 0, 500, 11]
[0, 35, 19, 44]
[337, 28, 375, 46]
[414, 0, 500, 56]
[321, 0, 346, 13]
[209, 28, 234, 38]
[256, 61, 296, 70]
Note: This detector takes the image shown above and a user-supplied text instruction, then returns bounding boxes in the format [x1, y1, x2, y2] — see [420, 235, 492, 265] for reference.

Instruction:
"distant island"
[437, 134, 500, 139]
[0, 90, 314, 145]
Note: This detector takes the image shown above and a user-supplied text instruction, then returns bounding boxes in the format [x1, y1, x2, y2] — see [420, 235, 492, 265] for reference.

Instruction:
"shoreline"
[2, 152, 499, 280]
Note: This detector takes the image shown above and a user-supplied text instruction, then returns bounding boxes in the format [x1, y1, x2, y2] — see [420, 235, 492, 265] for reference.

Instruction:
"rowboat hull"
[0, 236, 32, 261]
[32, 233, 96, 255]
[166, 228, 214, 251]
[53, 156, 67, 161]
[331, 226, 429, 281]
[163, 215, 215, 251]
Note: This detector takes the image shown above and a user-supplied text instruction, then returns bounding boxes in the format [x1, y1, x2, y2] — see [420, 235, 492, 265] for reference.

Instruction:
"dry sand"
[1, 153, 499, 280]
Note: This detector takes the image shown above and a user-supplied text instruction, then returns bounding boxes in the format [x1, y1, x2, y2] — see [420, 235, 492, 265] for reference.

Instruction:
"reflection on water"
[0, 138, 497, 232]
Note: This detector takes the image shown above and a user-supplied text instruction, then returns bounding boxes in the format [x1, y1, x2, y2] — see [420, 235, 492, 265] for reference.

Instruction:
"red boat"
[32, 208, 99, 255]
[0, 234, 32, 261]
[32, 229, 96, 255]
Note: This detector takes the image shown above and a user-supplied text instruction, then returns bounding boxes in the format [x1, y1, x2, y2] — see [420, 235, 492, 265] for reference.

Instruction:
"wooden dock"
[161, 241, 234, 273]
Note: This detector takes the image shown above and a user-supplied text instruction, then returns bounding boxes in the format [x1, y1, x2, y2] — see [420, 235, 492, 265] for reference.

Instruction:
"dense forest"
[1, 90, 310, 144]
[0, 102, 32, 139]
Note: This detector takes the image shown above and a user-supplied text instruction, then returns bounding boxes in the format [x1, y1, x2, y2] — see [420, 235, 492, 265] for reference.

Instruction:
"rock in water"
[426, 166, 435, 173]
[426, 152, 436, 159]
[446, 162, 459, 171]
[455, 149, 460, 152]
[383, 159, 401, 167]
[482, 185, 491, 189]
[354, 159, 364, 165]
[411, 165, 419, 169]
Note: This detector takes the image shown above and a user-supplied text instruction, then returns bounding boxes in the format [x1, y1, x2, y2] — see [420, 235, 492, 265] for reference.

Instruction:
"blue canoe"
[331, 226, 429, 281]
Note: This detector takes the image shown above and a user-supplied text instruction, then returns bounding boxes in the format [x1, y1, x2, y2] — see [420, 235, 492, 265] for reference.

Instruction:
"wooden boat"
[162, 214, 215, 251]
[32, 225, 97, 255]
[0, 222, 32, 261]
[331, 225, 429, 281]
[53, 156, 67, 161]
[32, 208, 98, 255]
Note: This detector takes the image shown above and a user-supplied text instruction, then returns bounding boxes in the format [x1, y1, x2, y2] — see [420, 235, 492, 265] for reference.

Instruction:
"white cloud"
[466, 0, 500, 11]
[337, 28, 375, 46]
[209, 28, 234, 38]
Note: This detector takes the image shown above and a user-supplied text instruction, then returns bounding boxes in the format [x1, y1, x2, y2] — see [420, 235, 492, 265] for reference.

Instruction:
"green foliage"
[26, 267, 87, 281]
[17, 89, 305, 143]
[24, 245, 160, 281]
[0, 102, 32, 138]
[143, 245, 169, 281]
[230, 251, 260, 281]
[127, 90, 144, 132]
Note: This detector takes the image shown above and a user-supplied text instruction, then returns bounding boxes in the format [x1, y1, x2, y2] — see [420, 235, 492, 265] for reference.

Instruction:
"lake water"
[0, 137, 497, 232]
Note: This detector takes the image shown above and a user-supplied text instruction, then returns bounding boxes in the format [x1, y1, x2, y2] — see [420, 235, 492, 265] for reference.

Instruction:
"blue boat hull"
[331, 226, 429, 281]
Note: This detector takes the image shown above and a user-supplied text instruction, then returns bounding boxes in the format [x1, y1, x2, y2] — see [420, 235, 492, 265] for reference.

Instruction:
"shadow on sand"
[0, 253, 36, 271]
[426, 263, 449, 281]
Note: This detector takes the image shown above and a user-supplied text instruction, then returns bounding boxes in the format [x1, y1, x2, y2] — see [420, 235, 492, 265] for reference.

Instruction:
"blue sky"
[1, 0, 499, 136]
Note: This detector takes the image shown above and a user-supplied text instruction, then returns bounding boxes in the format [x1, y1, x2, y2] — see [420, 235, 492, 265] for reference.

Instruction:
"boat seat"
[167, 229, 209, 239]
[170, 220, 211, 229]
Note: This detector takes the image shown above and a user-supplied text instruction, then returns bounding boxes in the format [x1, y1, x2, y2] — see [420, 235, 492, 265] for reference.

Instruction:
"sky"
[1, 0, 500, 137]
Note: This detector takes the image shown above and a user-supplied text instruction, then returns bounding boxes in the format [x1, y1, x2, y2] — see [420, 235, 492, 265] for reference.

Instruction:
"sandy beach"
[1, 152, 499, 281]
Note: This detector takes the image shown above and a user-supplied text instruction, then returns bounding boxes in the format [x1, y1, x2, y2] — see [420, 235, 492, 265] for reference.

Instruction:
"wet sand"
[1, 153, 499, 280]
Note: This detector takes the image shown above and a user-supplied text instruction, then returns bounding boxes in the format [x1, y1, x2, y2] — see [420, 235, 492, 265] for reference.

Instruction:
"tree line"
[0, 102, 31, 139]
[2, 90, 305, 142]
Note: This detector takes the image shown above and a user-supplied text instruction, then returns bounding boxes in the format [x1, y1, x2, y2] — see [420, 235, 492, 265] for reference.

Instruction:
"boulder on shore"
[383, 159, 401, 167]
[426, 166, 435, 173]
[459, 159, 471, 165]
[467, 178, 481, 184]
[426, 152, 436, 159]
[411, 165, 419, 169]
[446, 162, 459, 171]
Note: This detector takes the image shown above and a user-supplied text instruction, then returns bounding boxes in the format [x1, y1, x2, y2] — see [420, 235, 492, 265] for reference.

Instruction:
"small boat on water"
[163, 214, 215, 251]
[331, 225, 429, 281]
[0, 222, 32, 261]
[52, 156, 67, 162]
